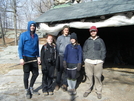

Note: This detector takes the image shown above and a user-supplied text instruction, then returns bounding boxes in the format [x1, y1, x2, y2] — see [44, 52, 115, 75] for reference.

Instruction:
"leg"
[30, 61, 39, 88]
[23, 56, 31, 89]
[60, 56, 67, 91]
[83, 62, 94, 97]
[94, 63, 103, 94]
[85, 62, 94, 93]
[56, 56, 64, 85]
[24, 72, 30, 89]
[42, 70, 48, 93]
[23, 56, 32, 99]
[55, 56, 65, 91]
[47, 66, 55, 95]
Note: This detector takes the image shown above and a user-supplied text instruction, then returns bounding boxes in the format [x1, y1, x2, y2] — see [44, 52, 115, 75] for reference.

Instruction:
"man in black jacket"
[83, 26, 106, 99]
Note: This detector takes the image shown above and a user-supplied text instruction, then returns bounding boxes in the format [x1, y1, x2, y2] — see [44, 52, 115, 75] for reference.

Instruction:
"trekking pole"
[8, 60, 37, 68]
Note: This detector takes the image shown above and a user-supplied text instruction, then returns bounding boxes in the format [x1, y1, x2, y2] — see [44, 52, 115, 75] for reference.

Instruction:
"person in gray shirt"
[83, 26, 106, 99]
[55, 25, 71, 91]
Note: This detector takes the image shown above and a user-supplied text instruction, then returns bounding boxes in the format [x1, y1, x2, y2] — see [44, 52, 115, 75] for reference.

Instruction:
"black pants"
[67, 63, 77, 80]
[42, 65, 55, 92]
[56, 55, 67, 86]
[23, 56, 39, 89]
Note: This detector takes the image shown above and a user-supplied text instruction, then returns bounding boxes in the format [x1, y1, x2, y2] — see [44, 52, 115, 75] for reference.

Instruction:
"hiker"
[41, 34, 57, 96]
[83, 26, 106, 99]
[18, 21, 41, 99]
[55, 25, 71, 91]
[63, 32, 82, 95]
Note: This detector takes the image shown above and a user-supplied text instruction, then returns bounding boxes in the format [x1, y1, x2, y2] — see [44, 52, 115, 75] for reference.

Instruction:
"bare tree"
[0, 0, 9, 45]
[6, 0, 27, 45]
[32, 0, 53, 15]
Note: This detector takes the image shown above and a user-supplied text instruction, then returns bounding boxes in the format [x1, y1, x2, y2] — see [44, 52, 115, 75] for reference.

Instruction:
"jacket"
[64, 44, 82, 64]
[18, 21, 39, 59]
[83, 36, 106, 61]
[41, 43, 57, 70]
[56, 34, 71, 56]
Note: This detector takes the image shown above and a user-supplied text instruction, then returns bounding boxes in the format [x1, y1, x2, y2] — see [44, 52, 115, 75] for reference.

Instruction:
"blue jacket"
[18, 21, 39, 59]
[64, 44, 82, 64]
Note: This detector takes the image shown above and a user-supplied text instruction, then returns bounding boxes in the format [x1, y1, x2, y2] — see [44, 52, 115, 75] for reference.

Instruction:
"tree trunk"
[14, 13, 17, 45]
[13, 0, 18, 45]
[0, 15, 6, 45]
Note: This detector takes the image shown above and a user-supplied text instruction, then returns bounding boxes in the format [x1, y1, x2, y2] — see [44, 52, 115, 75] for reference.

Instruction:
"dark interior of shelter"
[68, 25, 134, 68]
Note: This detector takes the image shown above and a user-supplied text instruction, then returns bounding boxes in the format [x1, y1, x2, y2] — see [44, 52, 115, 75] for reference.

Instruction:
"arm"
[78, 45, 82, 63]
[63, 45, 68, 69]
[18, 34, 25, 65]
[100, 39, 106, 61]
[83, 40, 88, 61]
[41, 46, 46, 70]
[18, 34, 24, 59]
[36, 37, 41, 64]
[77, 45, 82, 71]
[36, 36, 40, 57]
[56, 36, 60, 54]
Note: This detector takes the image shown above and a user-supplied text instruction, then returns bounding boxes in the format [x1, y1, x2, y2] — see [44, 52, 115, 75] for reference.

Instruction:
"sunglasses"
[30, 24, 36, 27]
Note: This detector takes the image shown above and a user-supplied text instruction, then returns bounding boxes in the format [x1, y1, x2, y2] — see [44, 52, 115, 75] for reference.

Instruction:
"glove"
[63, 61, 67, 69]
[77, 63, 81, 71]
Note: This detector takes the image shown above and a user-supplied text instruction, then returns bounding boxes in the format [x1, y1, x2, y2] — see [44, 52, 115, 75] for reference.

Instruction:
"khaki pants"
[85, 61, 103, 94]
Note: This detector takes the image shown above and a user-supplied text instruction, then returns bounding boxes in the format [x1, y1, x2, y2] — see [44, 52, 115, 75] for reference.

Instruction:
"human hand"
[63, 61, 67, 69]
[37, 57, 41, 65]
[20, 59, 24, 65]
[77, 63, 81, 71]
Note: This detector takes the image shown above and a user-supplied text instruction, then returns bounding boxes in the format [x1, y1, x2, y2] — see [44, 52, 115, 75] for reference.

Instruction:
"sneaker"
[72, 89, 77, 95]
[97, 93, 102, 99]
[61, 84, 67, 91]
[55, 85, 60, 91]
[43, 92, 48, 96]
[49, 92, 54, 95]
[25, 89, 31, 99]
[83, 92, 90, 97]
[68, 89, 73, 95]
[30, 88, 40, 95]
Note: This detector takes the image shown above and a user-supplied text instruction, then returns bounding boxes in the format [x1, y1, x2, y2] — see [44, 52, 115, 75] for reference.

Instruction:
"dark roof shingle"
[34, 0, 134, 23]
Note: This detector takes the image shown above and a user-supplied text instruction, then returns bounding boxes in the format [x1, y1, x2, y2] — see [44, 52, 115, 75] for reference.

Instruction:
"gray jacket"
[83, 36, 106, 61]
[56, 34, 71, 56]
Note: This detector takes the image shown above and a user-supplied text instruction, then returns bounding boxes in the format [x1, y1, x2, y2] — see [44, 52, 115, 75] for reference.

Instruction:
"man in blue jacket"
[83, 26, 106, 99]
[18, 21, 41, 99]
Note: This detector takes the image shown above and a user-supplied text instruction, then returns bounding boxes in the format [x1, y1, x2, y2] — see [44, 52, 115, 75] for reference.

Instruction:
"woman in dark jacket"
[41, 34, 57, 96]
[63, 32, 82, 95]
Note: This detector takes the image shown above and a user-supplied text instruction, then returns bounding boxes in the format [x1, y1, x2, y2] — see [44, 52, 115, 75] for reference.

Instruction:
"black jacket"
[83, 36, 106, 61]
[41, 43, 57, 70]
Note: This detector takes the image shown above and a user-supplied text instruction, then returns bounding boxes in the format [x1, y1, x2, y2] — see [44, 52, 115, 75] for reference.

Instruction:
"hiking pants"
[85, 61, 103, 94]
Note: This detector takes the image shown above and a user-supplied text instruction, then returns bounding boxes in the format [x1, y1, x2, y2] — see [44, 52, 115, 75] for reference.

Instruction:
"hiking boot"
[97, 93, 102, 99]
[49, 92, 54, 95]
[30, 88, 40, 95]
[25, 89, 31, 99]
[43, 92, 49, 96]
[83, 92, 90, 97]
[61, 84, 67, 91]
[55, 85, 60, 91]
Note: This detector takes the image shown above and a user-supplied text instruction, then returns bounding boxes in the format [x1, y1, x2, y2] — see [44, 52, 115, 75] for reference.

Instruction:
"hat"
[89, 26, 98, 32]
[70, 32, 77, 40]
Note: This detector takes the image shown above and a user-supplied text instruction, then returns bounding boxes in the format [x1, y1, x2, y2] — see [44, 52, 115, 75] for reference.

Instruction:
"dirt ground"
[0, 38, 134, 101]
[0, 64, 134, 101]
